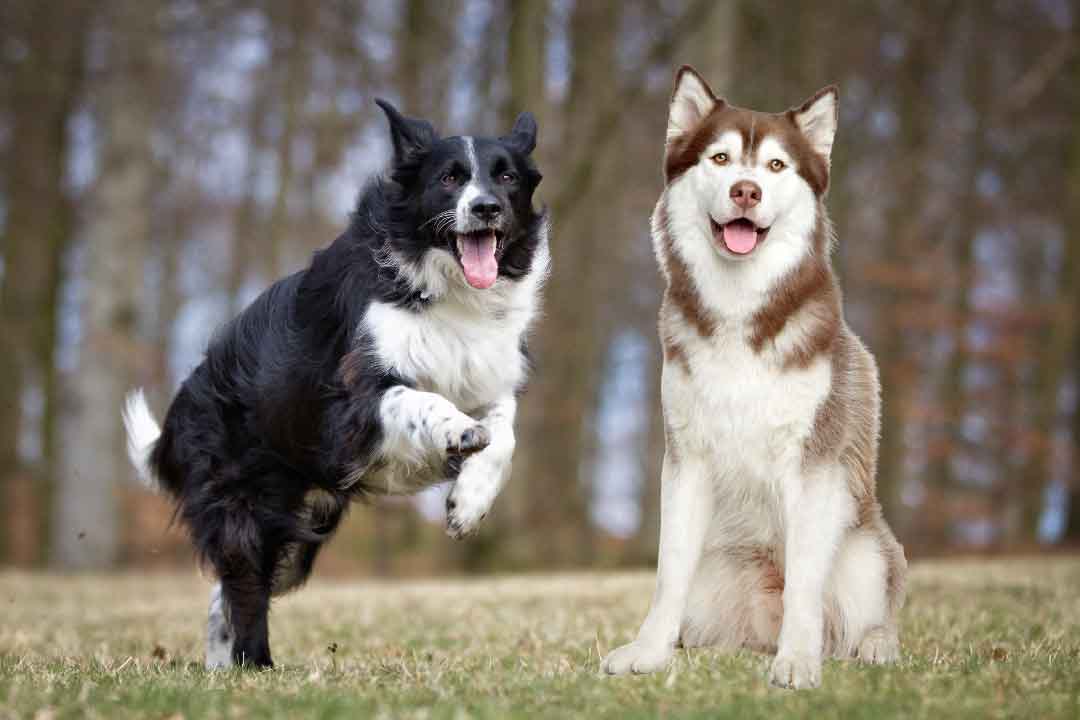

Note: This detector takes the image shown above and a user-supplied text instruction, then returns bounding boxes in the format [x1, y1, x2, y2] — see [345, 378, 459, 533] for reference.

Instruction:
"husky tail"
[122, 388, 162, 491]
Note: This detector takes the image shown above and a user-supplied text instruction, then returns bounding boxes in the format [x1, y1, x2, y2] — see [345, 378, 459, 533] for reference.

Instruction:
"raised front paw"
[445, 423, 490, 457]
[769, 652, 822, 690]
[601, 640, 673, 676]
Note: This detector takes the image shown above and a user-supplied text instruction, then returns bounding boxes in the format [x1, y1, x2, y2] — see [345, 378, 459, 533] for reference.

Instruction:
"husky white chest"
[666, 323, 830, 473]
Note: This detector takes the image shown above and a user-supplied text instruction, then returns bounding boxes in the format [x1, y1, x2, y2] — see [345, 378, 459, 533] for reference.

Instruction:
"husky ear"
[501, 111, 538, 155]
[668, 65, 719, 139]
[375, 98, 438, 162]
[791, 86, 838, 163]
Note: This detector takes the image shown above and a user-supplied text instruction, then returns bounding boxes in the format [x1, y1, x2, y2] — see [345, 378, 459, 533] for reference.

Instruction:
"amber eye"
[768, 159, 786, 172]
[711, 152, 729, 165]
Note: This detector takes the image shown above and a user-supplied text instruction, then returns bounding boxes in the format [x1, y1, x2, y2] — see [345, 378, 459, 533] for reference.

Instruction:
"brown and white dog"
[601, 66, 907, 690]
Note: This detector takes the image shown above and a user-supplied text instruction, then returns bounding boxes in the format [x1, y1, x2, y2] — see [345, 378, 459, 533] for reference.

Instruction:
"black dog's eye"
[499, 171, 518, 185]
[441, 172, 460, 187]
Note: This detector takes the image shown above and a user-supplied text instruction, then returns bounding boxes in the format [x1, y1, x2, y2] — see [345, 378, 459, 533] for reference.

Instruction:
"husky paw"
[445, 423, 490, 457]
[857, 626, 899, 665]
[769, 652, 822, 690]
[601, 640, 673, 675]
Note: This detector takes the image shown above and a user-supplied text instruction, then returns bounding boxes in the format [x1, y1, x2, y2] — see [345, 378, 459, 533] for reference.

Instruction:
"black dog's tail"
[122, 388, 163, 491]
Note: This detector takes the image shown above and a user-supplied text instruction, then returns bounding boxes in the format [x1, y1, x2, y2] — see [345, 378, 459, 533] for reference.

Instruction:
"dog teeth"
[456, 236, 465, 255]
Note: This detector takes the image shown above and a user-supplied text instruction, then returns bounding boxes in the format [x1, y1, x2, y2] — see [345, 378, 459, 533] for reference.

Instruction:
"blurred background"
[0, 0, 1078, 574]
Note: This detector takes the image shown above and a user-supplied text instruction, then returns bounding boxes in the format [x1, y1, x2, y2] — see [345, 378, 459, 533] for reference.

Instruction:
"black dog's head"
[375, 99, 544, 290]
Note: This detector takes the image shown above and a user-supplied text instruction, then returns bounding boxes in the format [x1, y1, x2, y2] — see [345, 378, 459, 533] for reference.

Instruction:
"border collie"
[601, 67, 906, 689]
[123, 100, 548, 669]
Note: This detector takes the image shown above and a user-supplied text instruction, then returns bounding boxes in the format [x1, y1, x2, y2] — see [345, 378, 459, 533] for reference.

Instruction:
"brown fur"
[656, 203, 718, 338]
[748, 217, 841, 371]
[661, 324, 692, 375]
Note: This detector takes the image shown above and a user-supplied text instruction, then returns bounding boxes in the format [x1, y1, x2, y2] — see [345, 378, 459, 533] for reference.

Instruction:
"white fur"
[206, 582, 233, 669]
[793, 91, 837, 162]
[604, 112, 889, 689]
[455, 136, 483, 232]
[445, 395, 516, 538]
[122, 389, 162, 490]
[668, 70, 716, 139]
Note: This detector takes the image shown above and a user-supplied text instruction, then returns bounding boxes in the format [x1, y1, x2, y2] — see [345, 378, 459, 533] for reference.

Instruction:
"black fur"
[146, 101, 543, 667]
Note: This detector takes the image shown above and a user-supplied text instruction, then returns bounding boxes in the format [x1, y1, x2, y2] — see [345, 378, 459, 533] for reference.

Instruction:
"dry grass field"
[2, 557, 1079, 719]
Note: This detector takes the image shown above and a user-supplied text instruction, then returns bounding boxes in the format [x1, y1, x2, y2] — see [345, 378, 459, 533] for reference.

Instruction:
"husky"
[123, 99, 548, 668]
[601, 66, 906, 689]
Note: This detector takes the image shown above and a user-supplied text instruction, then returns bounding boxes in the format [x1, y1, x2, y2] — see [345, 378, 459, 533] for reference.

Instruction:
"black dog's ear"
[501, 111, 538, 155]
[375, 98, 438, 162]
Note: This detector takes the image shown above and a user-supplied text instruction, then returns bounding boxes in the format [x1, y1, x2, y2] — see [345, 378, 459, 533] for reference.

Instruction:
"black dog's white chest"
[363, 298, 528, 412]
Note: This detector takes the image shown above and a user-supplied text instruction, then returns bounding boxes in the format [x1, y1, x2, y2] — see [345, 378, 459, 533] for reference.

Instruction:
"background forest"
[1, 0, 1078, 574]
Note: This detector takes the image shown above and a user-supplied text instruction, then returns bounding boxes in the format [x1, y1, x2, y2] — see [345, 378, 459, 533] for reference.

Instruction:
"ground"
[1, 557, 1078, 719]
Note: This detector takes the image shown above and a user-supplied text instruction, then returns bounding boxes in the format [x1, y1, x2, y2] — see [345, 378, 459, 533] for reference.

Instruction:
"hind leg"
[680, 548, 784, 653]
[206, 583, 234, 669]
[826, 526, 904, 663]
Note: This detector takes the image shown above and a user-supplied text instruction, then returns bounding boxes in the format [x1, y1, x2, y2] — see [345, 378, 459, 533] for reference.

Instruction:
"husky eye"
[499, 171, 518, 184]
[440, 172, 460, 187]
[768, 159, 786, 172]
[711, 152, 729, 166]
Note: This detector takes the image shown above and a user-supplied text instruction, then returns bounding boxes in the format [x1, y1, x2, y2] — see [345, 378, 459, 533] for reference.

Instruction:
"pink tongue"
[460, 233, 499, 289]
[723, 222, 758, 254]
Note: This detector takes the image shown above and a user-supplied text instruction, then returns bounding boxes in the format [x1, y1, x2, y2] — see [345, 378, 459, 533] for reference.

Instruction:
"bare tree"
[51, 1, 159, 568]
[0, 0, 90, 564]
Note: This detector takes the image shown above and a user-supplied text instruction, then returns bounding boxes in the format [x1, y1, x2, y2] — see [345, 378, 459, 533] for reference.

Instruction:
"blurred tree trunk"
[0, 0, 89, 564]
[1058, 49, 1080, 544]
[266, 0, 311, 278]
[51, 2, 157, 569]
[929, 4, 990, 546]
[520, 0, 622, 567]
[876, 0, 937, 552]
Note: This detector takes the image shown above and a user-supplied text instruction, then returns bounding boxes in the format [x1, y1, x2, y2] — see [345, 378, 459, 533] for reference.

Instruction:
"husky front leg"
[378, 386, 490, 461]
[769, 466, 853, 690]
[602, 451, 713, 675]
[445, 395, 516, 539]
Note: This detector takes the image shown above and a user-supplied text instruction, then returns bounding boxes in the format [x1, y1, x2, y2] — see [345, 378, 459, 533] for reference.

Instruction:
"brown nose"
[730, 180, 762, 209]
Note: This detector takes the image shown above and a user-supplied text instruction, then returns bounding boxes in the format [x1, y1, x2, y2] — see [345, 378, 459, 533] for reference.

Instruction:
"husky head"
[375, 99, 544, 291]
[662, 66, 837, 262]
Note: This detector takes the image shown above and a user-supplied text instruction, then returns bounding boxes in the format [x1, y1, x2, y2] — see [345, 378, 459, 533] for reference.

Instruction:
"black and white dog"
[122, 100, 548, 669]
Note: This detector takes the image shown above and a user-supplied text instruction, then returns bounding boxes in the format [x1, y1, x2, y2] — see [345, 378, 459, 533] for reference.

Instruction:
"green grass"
[2, 557, 1079, 719]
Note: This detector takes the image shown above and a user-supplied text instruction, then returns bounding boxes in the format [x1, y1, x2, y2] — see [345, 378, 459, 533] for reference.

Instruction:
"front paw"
[445, 483, 491, 539]
[769, 652, 822, 690]
[445, 423, 490, 456]
[601, 640, 673, 675]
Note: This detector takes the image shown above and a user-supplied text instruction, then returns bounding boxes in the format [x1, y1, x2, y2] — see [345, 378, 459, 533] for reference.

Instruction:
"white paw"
[769, 652, 822, 690]
[857, 626, 899, 665]
[601, 640, 673, 675]
[206, 586, 234, 669]
[445, 459, 503, 539]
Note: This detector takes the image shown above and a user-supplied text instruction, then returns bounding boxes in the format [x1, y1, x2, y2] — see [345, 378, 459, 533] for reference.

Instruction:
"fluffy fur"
[123, 100, 548, 668]
[601, 66, 906, 690]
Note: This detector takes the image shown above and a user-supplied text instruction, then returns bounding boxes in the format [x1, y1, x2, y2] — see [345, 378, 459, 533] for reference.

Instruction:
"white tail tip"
[123, 388, 162, 490]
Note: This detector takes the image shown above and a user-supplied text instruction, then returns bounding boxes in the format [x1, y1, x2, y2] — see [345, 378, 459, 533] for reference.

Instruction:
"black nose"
[470, 197, 502, 221]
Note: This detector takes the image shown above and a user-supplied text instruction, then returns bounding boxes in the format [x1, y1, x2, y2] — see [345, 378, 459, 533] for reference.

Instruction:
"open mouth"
[454, 230, 504, 289]
[710, 218, 770, 255]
